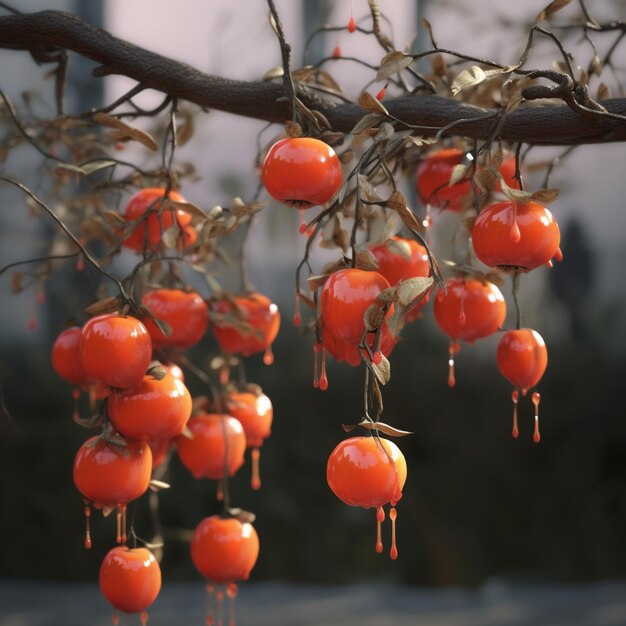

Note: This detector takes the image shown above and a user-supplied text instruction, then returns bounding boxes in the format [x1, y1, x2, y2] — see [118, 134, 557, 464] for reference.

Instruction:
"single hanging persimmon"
[121, 187, 191, 252]
[191, 515, 259, 626]
[261, 137, 343, 208]
[51, 326, 94, 388]
[79, 314, 152, 389]
[320, 268, 393, 346]
[210, 292, 280, 365]
[99, 546, 161, 626]
[497, 328, 548, 442]
[141, 288, 209, 350]
[176, 413, 246, 488]
[369, 236, 432, 320]
[433, 278, 506, 387]
[224, 390, 273, 490]
[108, 372, 192, 441]
[73, 435, 152, 548]
[471, 200, 562, 271]
[327, 435, 407, 559]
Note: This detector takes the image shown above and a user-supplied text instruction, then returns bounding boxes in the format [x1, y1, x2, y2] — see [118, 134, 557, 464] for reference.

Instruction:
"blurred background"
[1, 0, 626, 623]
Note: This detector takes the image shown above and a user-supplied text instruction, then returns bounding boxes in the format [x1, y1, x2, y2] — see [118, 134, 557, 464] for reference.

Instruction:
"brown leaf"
[350, 113, 382, 135]
[371, 354, 391, 385]
[262, 66, 284, 81]
[285, 120, 302, 137]
[449, 163, 471, 186]
[169, 199, 206, 219]
[92, 112, 157, 151]
[83, 296, 121, 316]
[10, 272, 23, 294]
[531, 188, 560, 204]
[432, 54, 447, 77]
[358, 421, 413, 437]
[364, 302, 386, 332]
[161, 225, 181, 249]
[597, 82, 611, 100]
[376, 287, 399, 304]
[358, 91, 389, 116]
[396, 276, 434, 307]
[292, 66, 316, 83]
[535, 0, 571, 23]
[422, 17, 437, 48]
[386, 190, 421, 233]
[355, 247, 380, 271]
[376, 51, 413, 82]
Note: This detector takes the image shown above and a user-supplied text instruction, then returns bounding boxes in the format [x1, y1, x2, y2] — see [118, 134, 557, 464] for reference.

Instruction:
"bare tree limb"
[0, 10, 625, 145]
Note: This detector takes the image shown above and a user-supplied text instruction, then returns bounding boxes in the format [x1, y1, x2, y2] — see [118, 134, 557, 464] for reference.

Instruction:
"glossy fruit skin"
[369, 236, 431, 320]
[108, 372, 192, 441]
[176, 413, 246, 480]
[163, 362, 185, 382]
[122, 188, 190, 252]
[321, 269, 393, 346]
[141, 289, 209, 350]
[79, 315, 152, 389]
[416, 149, 519, 211]
[51, 326, 94, 387]
[99, 546, 161, 614]
[224, 392, 273, 448]
[73, 436, 152, 509]
[322, 323, 397, 367]
[434, 278, 506, 343]
[327, 436, 407, 508]
[472, 200, 561, 271]
[211, 293, 280, 357]
[497, 328, 548, 391]
[261, 137, 343, 208]
[191, 515, 259, 583]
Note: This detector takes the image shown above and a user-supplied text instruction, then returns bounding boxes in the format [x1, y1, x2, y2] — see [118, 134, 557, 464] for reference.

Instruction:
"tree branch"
[0, 10, 625, 145]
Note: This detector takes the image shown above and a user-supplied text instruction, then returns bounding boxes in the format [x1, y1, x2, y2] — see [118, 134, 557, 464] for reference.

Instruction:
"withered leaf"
[358, 421, 413, 437]
[535, 0, 571, 23]
[376, 51, 413, 82]
[364, 302, 386, 332]
[262, 66, 284, 81]
[169, 199, 206, 219]
[92, 112, 157, 151]
[396, 276, 434, 307]
[83, 296, 121, 316]
[358, 91, 389, 116]
[355, 247, 380, 271]
[386, 190, 421, 233]
[161, 225, 181, 249]
[350, 113, 382, 135]
[531, 188, 560, 204]
[371, 354, 391, 385]
[449, 162, 471, 186]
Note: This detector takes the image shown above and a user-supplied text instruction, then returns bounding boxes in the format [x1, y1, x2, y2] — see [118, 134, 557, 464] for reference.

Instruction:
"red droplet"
[27, 317, 37, 332]
[375, 87, 386, 101]
[298, 208, 307, 234]
[554, 247, 563, 262]
[532, 391, 541, 443]
[216, 589, 225, 626]
[376, 506, 385, 554]
[447, 340, 459, 388]
[511, 389, 519, 439]
[250, 448, 261, 490]
[389, 507, 398, 560]
[313, 342, 321, 388]
[75, 254, 85, 272]
[37, 288, 46, 304]
[332, 45, 341, 58]
[216, 480, 224, 501]
[263, 345, 275, 365]
[319, 348, 328, 390]
[206, 584, 215, 626]
[112, 609, 120, 625]
[372, 351, 382, 365]
[115, 142, 125, 151]
[347, 15, 356, 32]
[140, 610, 149, 626]
[84, 504, 92, 549]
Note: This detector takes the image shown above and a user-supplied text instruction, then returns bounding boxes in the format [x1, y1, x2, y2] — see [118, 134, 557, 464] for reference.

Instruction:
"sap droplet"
[532, 391, 541, 443]
[206, 584, 215, 626]
[511, 389, 519, 439]
[319, 348, 328, 391]
[376, 506, 385, 554]
[389, 507, 398, 560]
[250, 448, 261, 490]
[313, 342, 321, 388]
[84, 504, 92, 549]
[375, 87, 386, 101]
[263, 345, 275, 365]
[27, 317, 37, 332]
[216, 589, 225, 626]
[554, 247, 564, 262]
[37, 288, 46, 304]
[298, 208, 307, 235]
[372, 351, 382, 365]
[112, 609, 119, 625]
[216, 480, 224, 502]
[75, 254, 85, 272]
[347, 15, 356, 32]
[227, 583, 238, 626]
[447, 340, 459, 388]
[140, 610, 149, 626]
[510, 221, 521, 243]
[332, 45, 341, 58]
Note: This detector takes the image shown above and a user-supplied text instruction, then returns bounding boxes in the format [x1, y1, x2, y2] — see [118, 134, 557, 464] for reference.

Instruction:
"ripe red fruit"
[148, 437, 171, 470]
[176, 413, 246, 481]
[369, 236, 431, 320]
[73, 436, 152, 546]
[327, 436, 407, 559]
[261, 137, 343, 208]
[321, 269, 393, 346]
[434, 278, 506, 386]
[497, 328, 548, 442]
[497, 328, 547, 392]
[211, 293, 280, 364]
[121, 187, 191, 252]
[434, 278, 506, 342]
[108, 372, 192, 441]
[321, 323, 397, 367]
[141, 288, 209, 350]
[191, 515, 259, 583]
[99, 546, 161, 622]
[224, 391, 273, 490]
[51, 326, 93, 387]
[79, 314, 152, 389]
[471, 200, 562, 271]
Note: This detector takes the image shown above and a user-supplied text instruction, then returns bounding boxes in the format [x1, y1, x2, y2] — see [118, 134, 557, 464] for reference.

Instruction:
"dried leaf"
[376, 51, 413, 82]
[355, 247, 380, 271]
[262, 66, 284, 81]
[432, 54, 448, 78]
[422, 17, 437, 48]
[292, 66, 316, 83]
[535, 0, 571, 23]
[473, 168, 498, 193]
[350, 113, 382, 135]
[80, 159, 117, 175]
[450, 66, 486, 96]
[83, 296, 121, 316]
[449, 163, 470, 186]
[358, 91, 389, 116]
[315, 70, 343, 93]
[10, 272, 23, 294]
[285, 120, 302, 137]
[228, 508, 256, 524]
[371, 354, 391, 385]
[364, 302, 386, 332]
[307, 273, 329, 292]
[531, 188, 560, 204]
[597, 82, 611, 100]
[149, 479, 171, 492]
[161, 225, 180, 249]
[396, 276, 433, 307]
[386, 190, 421, 233]
[176, 112, 195, 146]
[376, 287, 399, 304]
[358, 421, 413, 437]
[341, 423, 358, 433]
[92, 112, 157, 151]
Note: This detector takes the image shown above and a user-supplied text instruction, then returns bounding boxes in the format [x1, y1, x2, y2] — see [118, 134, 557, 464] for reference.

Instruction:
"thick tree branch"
[0, 10, 625, 145]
